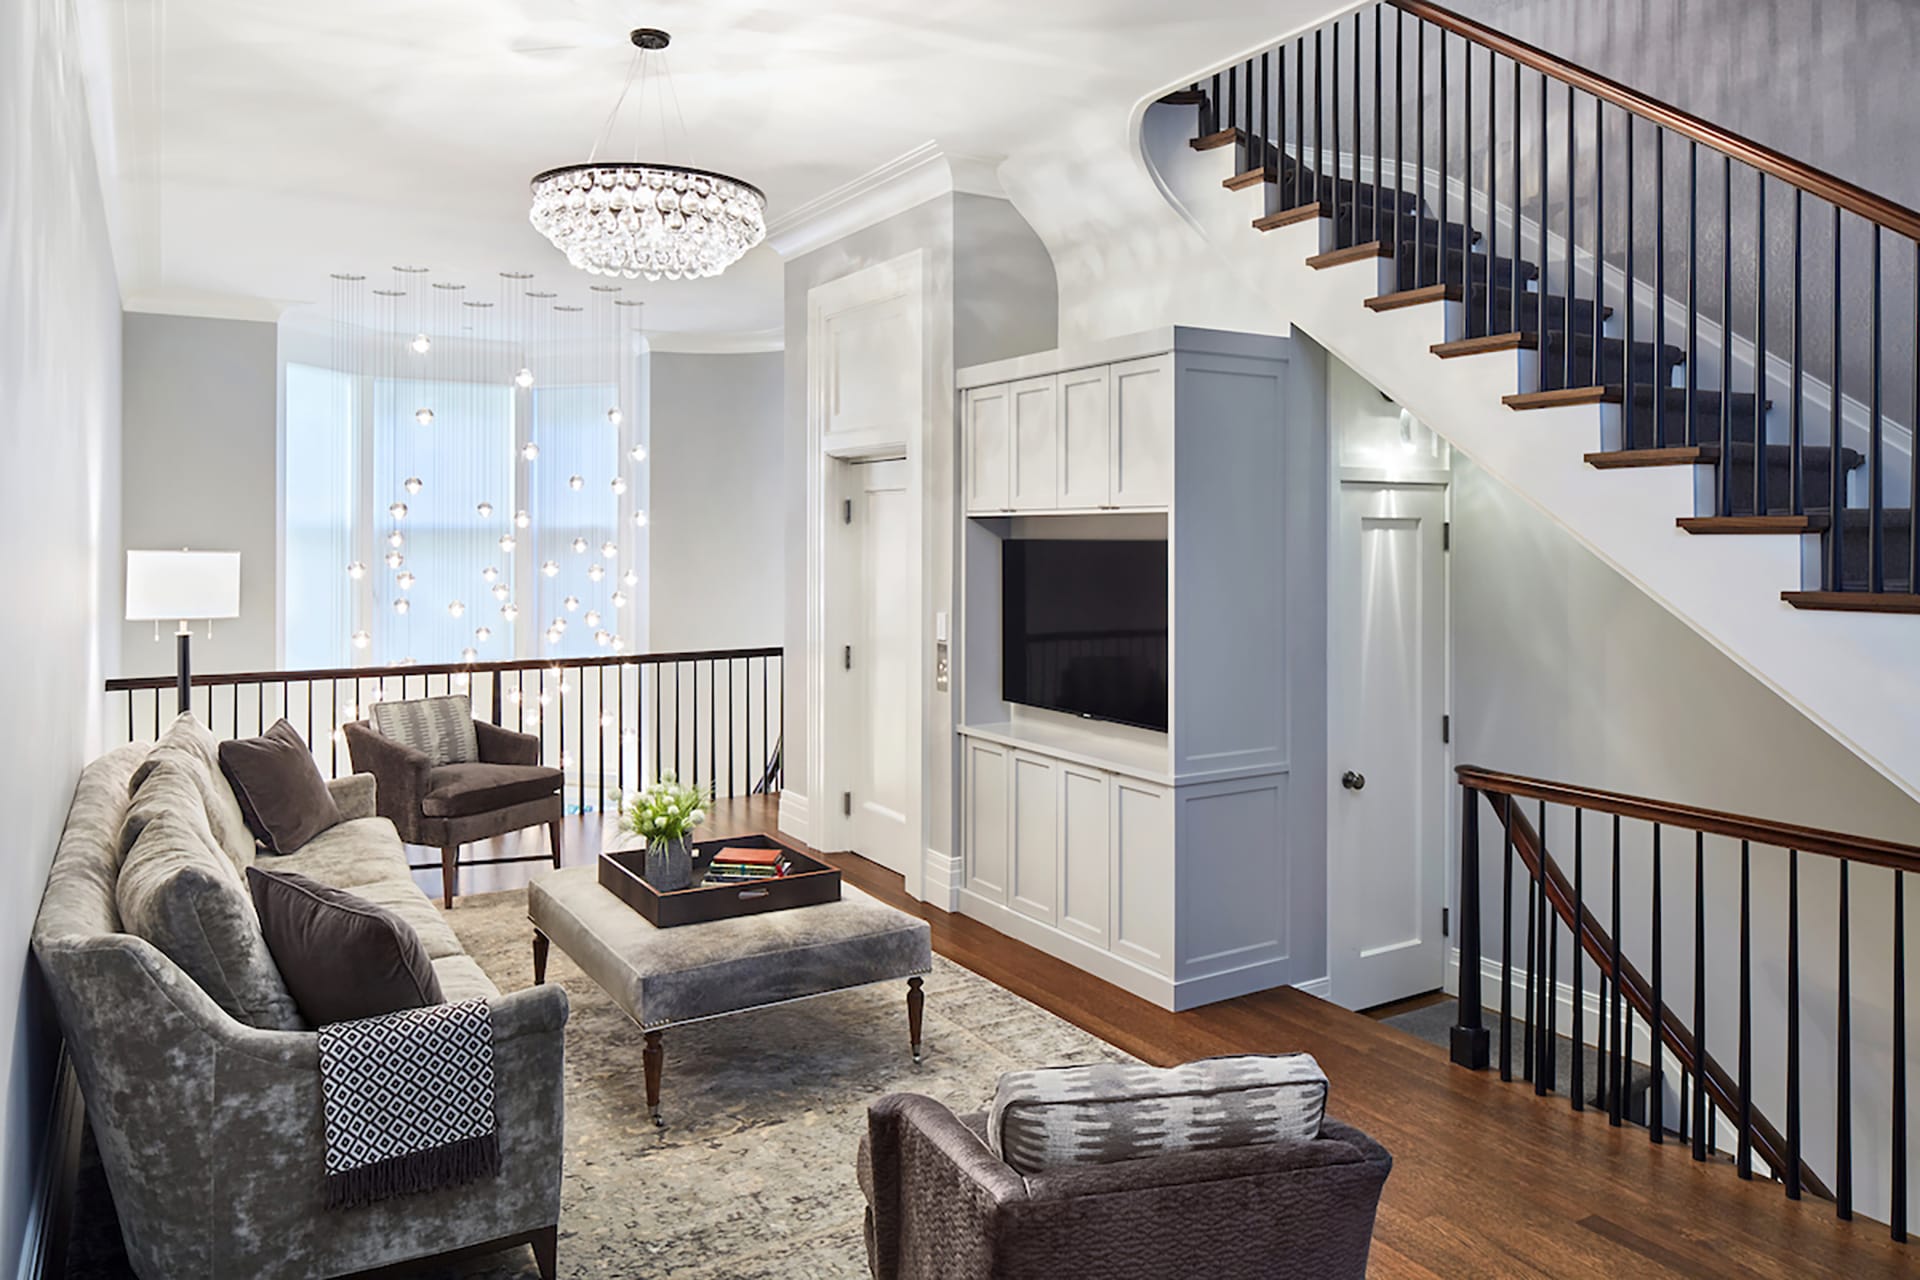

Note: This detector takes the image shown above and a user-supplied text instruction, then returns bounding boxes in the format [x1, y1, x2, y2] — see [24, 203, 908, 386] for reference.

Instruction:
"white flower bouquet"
[622, 771, 712, 851]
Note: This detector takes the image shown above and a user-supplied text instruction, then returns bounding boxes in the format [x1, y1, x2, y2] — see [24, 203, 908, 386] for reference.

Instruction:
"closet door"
[1109, 354, 1173, 508]
[1056, 365, 1111, 510]
[963, 384, 1011, 514]
[1008, 376, 1059, 511]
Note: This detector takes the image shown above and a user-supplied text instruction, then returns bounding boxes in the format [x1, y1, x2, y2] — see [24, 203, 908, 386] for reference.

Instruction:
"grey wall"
[0, 0, 123, 1271]
[648, 351, 784, 651]
[120, 313, 279, 677]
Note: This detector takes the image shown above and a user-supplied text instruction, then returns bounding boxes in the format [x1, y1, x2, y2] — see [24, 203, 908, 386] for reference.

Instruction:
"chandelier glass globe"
[493, 583, 511, 601]
[568, 474, 584, 491]
[541, 559, 560, 577]
[498, 534, 516, 553]
[514, 367, 535, 390]
[630, 444, 647, 462]
[404, 476, 423, 495]
[475, 626, 492, 642]
[521, 441, 540, 462]
[415, 408, 434, 426]
[586, 563, 605, 582]
[600, 540, 619, 559]
[563, 595, 580, 612]
[501, 603, 520, 622]
[461, 646, 478, 662]
[477, 501, 494, 518]
[410, 333, 432, 355]
[610, 476, 627, 495]
[385, 551, 405, 569]
[352, 629, 371, 650]
[608, 407, 624, 425]
[346, 561, 366, 580]
[515, 509, 532, 529]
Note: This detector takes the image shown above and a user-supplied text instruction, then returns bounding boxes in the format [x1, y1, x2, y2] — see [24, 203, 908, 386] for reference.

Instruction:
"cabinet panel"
[1110, 777, 1173, 972]
[1009, 751, 1059, 923]
[1056, 366, 1111, 509]
[963, 740, 1010, 900]
[1056, 764, 1111, 947]
[964, 384, 1011, 514]
[1008, 376, 1059, 511]
[1110, 354, 1173, 508]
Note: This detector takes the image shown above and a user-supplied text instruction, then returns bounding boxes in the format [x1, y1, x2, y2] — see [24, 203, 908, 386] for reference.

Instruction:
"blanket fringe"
[326, 1133, 501, 1211]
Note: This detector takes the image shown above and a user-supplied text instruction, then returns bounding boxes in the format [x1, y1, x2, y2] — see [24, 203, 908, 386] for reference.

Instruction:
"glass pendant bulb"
[492, 583, 510, 601]
[586, 563, 605, 582]
[563, 595, 580, 612]
[611, 635, 626, 652]
[600, 540, 619, 559]
[632, 509, 648, 527]
[568, 474, 584, 491]
[395, 571, 415, 590]
[404, 476, 423, 495]
[389, 501, 408, 520]
[410, 332, 432, 355]
[388, 531, 405, 549]
[584, 609, 601, 628]
[385, 551, 405, 569]
[571, 536, 588, 554]
[610, 477, 627, 495]
[611, 590, 628, 608]
[501, 604, 520, 621]
[515, 509, 532, 528]
[515, 367, 535, 389]
[521, 441, 540, 462]
[346, 561, 366, 580]
[498, 533, 516, 553]
[475, 626, 492, 642]
[553, 616, 568, 632]
[607, 407, 624, 425]
[393, 598, 410, 615]
[481, 565, 499, 583]
[594, 629, 612, 647]
[541, 560, 560, 577]
[629, 444, 648, 463]
[447, 601, 465, 618]
[477, 501, 494, 518]
[351, 629, 371, 650]
[414, 408, 434, 426]
[460, 646, 478, 662]
[623, 569, 638, 586]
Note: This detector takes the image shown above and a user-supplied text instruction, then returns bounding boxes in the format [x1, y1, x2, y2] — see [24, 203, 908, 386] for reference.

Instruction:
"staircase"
[1145, 0, 1920, 807]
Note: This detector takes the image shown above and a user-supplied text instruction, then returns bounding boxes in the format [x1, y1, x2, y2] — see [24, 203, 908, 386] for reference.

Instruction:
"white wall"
[0, 0, 123, 1271]
[120, 312, 279, 677]
[647, 351, 784, 652]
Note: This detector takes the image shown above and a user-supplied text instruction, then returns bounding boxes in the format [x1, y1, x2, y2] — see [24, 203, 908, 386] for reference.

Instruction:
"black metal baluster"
[1524, 832, 1537, 1085]
[1296, 37, 1307, 211]
[1654, 129, 1668, 447]
[1830, 208, 1846, 589]
[709, 660, 718, 791]
[1210, 71, 1221, 135]
[617, 662, 626, 794]
[1786, 848, 1803, 1198]
[329, 678, 338, 773]
[1351, 13, 1360, 242]
[1624, 117, 1636, 450]
[1533, 804, 1549, 1095]
[1415, 23, 1426, 286]
[1537, 71, 1548, 376]
[1738, 840, 1754, 1177]
[761, 657, 770, 788]
[1894, 868, 1908, 1243]
[1545, 811, 1558, 1096]
[1838, 860, 1853, 1219]
[1755, 176, 1770, 516]
[1511, 61, 1520, 334]
[1315, 30, 1324, 211]
[1686, 143, 1699, 446]
[1501, 793, 1515, 1082]
[1564, 82, 1575, 389]
[1245, 56, 1255, 164]
[1721, 155, 1734, 513]
[1436, 31, 1446, 286]
[1870, 225, 1885, 593]
[1394, 11, 1403, 262]
[1573, 811, 1585, 1111]
[1692, 831, 1708, 1160]
[1610, 814, 1624, 1126]
[1261, 51, 1271, 184]
[1373, 7, 1382, 242]
[1650, 821, 1664, 1141]
[673, 662, 683, 779]
[728, 658, 737, 798]
[1226, 62, 1236, 135]
[1912, 243, 1920, 591]
[1486, 46, 1497, 337]
[1454, 787, 1490, 1068]
[1792, 193, 1807, 514]
[1593, 98, 1604, 388]
[1332, 23, 1341, 244]
[652, 663, 661, 777]
[1463, 36, 1472, 290]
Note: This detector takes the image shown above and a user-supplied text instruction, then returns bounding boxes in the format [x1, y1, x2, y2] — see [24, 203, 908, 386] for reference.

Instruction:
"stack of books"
[703, 846, 794, 883]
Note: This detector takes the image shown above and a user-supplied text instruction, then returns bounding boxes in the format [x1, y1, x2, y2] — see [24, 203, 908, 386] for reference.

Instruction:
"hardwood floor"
[436, 799, 1910, 1278]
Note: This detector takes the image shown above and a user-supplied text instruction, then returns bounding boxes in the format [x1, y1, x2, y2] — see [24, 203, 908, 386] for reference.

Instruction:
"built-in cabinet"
[953, 327, 1327, 1013]
[963, 353, 1172, 514]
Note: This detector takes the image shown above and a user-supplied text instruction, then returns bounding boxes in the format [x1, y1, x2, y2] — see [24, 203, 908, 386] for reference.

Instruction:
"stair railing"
[1453, 765, 1913, 1242]
[1170, 0, 1920, 600]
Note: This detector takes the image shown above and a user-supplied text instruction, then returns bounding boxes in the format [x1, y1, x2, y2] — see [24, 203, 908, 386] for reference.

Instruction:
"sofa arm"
[326, 772, 377, 822]
[475, 718, 541, 766]
[862, 1094, 1028, 1280]
[343, 721, 431, 834]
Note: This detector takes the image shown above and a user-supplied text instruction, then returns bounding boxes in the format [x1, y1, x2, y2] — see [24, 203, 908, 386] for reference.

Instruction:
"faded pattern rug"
[65, 887, 1132, 1279]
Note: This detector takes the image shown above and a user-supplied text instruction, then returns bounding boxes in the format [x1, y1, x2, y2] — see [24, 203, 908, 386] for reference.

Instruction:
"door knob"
[1342, 770, 1366, 791]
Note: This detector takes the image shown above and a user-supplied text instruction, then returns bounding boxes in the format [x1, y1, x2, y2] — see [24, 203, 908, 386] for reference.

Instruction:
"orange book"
[714, 845, 783, 866]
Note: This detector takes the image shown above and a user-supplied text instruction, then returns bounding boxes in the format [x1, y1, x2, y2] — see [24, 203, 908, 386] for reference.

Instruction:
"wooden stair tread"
[1504, 386, 1614, 410]
[1432, 332, 1537, 358]
[1307, 241, 1391, 269]
[1678, 515, 1828, 535]
[1586, 447, 1712, 469]
[1224, 167, 1275, 191]
[1191, 128, 1245, 152]
[1253, 202, 1323, 231]
[1365, 284, 1458, 311]
[1159, 90, 1209, 106]
[1783, 591, 1920, 613]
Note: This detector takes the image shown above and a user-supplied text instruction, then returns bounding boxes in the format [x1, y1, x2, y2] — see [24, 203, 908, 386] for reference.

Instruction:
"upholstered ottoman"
[527, 866, 932, 1125]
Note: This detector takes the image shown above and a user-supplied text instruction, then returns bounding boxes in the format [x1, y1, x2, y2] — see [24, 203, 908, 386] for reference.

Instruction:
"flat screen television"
[1002, 539, 1169, 732]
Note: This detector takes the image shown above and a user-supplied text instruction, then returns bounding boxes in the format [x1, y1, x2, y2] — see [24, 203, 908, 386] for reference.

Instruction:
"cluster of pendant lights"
[329, 267, 648, 666]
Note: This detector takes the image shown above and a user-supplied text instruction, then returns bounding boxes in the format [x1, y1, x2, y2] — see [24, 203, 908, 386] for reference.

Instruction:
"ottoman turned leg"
[532, 930, 549, 984]
[907, 977, 925, 1063]
[643, 1030, 665, 1127]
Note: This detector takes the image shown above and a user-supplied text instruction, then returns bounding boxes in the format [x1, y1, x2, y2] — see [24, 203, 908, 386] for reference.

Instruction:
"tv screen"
[1002, 539, 1169, 732]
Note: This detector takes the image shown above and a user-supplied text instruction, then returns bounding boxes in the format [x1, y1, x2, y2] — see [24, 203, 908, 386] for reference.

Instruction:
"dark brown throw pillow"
[218, 719, 341, 854]
[246, 867, 445, 1026]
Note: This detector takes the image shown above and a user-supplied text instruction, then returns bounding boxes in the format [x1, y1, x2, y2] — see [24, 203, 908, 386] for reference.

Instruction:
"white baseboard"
[777, 790, 810, 845]
[1293, 975, 1332, 999]
[16, 1050, 81, 1280]
[920, 847, 961, 909]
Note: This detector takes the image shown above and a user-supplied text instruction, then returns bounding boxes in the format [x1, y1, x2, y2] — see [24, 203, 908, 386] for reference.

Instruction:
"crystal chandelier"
[529, 29, 766, 281]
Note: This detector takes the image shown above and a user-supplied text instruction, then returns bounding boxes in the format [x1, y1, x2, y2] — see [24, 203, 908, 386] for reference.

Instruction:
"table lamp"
[126, 549, 241, 713]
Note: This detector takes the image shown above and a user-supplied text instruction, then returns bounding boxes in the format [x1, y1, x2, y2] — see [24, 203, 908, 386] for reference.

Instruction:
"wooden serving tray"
[597, 833, 842, 928]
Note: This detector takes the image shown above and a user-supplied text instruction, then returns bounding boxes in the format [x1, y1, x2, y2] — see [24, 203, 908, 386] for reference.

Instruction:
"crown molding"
[123, 290, 298, 324]
[765, 142, 1006, 259]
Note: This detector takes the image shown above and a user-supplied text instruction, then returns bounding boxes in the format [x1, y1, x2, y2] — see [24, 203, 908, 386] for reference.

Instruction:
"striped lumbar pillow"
[987, 1053, 1329, 1174]
[370, 694, 479, 766]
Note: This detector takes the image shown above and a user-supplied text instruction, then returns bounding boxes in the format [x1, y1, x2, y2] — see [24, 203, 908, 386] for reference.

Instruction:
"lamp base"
[176, 630, 192, 718]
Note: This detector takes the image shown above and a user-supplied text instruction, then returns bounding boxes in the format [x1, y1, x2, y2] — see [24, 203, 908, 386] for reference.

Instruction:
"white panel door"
[1056, 763, 1111, 947]
[1056, 365, 1111, 510]
[1009, 751, 1059, 923]
[963, 739, 1011, 901]
[1008, 376, 1059, 510]
[849, 458, 916, 877]
[1328, 483, 1449, 1010]
[1110, 776, 1173, 973]
[1110, 354, 1173, 508]
[964, 384, 1011, 514]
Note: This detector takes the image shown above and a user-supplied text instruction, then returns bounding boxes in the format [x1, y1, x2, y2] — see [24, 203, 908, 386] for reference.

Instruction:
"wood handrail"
[1387, 0, 1920, 243]
[104, 645, 784, 693]
[1457, 766, 1920, 872]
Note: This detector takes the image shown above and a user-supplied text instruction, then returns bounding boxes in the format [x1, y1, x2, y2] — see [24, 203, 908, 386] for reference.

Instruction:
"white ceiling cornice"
[765, 141, 1006, 259]
[123, 290, 299, 324]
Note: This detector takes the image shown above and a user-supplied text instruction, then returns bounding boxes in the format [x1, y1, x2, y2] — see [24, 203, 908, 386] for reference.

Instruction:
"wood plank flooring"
[436, 799, 1911, 1278]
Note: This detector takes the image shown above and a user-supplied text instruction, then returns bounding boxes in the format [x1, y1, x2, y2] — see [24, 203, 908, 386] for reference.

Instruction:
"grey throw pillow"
[116, 809, 305, 1030]
[370, 694, 479, 765]
[218, 720, 341, 855]
[246, 867, 445, 1026]
[987, 1053, 1329, 1174]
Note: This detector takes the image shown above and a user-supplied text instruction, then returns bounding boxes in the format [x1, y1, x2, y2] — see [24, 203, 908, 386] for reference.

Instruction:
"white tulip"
[689, 809, 705, 825]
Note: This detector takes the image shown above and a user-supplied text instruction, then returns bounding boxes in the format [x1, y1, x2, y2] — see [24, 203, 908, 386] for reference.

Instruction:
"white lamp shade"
[125, 550, 241, 622]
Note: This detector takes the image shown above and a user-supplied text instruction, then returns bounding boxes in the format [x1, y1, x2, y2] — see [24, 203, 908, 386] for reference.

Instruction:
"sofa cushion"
[253, 816, 408, 890]
[344, 879, 465, 959]
[128, 714, 256, 872]
[371, 694, 479, 766]
[116, 808, 304, 1031]
[218, 720, 342, 855]
[421, 761, 563, 818]
[431, 954, 502, 1004]
[246, 868, 444, 1026]
[987, 1054, 1329, 1174]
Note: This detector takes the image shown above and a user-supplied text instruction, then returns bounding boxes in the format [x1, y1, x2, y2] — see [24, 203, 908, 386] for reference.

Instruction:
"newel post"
[1451, 783, 1491, 1069]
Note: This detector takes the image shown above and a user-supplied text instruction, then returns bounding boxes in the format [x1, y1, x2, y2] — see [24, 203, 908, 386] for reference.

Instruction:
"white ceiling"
[97, 0, 1303, 338]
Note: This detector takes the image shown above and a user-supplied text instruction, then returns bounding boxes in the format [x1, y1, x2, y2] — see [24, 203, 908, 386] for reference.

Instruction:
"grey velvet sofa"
[31, 724, 569, 1279]
[857, 1092, 1392, 1280]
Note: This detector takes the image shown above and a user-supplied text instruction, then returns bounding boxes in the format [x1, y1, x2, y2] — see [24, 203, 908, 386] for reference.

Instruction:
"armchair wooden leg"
[547, 819, 563, 869]
[530, 1224, 557, 1280]
[440, 844, 459, 909]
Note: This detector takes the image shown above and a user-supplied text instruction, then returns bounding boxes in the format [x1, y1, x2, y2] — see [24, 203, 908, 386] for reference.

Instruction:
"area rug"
[63, 887, 1133, 1279]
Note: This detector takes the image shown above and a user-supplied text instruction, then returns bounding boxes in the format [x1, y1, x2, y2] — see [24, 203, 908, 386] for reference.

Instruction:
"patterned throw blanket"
[316, 999, 500, 1209]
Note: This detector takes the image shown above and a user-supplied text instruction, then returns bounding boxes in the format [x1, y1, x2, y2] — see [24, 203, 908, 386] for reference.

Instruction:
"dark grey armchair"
[857, 1092, 1391, 1280]
[345, 716, 563, 907]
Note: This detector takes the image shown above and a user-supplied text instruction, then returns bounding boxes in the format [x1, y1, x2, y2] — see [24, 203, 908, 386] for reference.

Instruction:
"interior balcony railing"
[104, 646, 784, 817]
[1452, 765, 1914, 1243]
[1176, 0, 1920, 603]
